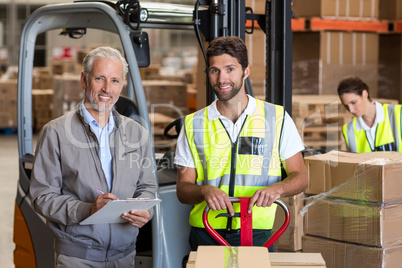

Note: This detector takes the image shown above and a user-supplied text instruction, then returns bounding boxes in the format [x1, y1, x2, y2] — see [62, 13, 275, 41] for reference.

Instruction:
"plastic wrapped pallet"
[302, 235, 402, 268]
[303, 151, 402, 267]
[304, 151, 402, 203]
[273, 194, 304, 252]
[304, 197, 402, 247]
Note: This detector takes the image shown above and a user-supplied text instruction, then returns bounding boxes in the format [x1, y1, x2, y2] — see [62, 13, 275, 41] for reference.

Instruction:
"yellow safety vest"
[342, 103, 402, 153]
[184, 99, 284, 230]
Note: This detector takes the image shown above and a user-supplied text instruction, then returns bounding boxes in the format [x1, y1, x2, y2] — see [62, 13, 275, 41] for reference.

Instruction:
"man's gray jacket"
[29, 104, 157, 262]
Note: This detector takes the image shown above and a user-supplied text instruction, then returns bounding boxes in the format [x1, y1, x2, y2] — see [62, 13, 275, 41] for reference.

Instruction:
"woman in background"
[338, 76, 402, 153]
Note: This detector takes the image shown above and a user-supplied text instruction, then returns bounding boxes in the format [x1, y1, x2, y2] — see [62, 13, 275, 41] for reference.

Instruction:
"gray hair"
[82, 46, 128, 80]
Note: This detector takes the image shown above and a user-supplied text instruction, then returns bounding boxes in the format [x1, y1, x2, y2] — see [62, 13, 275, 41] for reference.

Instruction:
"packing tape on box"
[224, 247, 239, 267]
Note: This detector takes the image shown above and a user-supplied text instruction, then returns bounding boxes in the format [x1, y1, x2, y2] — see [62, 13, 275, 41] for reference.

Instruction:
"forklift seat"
[114, 95, 141, 123]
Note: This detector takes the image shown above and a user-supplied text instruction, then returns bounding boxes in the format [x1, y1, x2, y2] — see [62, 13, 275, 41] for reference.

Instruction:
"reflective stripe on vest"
[184, 99, 284, 229]
[343, 104, 397, 153]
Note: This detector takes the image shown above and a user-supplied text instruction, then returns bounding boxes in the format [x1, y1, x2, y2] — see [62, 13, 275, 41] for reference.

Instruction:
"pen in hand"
[97, 189, 105, 195]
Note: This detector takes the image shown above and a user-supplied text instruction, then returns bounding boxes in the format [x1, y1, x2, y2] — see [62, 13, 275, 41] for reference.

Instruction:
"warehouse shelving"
[246, 18, 402, 33]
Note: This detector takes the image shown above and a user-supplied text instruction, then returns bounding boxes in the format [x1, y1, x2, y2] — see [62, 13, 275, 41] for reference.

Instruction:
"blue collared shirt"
[81, 102, 115, 191]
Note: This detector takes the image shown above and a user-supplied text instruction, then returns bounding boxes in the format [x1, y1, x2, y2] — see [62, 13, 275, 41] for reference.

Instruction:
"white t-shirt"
[174, 95, 305, 168]
[355, 101, 384, 151]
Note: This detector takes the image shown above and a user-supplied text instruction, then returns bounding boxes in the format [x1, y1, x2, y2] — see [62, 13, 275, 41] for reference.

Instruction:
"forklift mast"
[195, 0, 293, 115]
[13, 1, 293, 268]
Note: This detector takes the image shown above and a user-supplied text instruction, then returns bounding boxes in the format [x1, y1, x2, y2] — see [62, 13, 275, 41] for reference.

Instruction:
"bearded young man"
[30, 47, 157, 267]
[175, 36, 308, 251]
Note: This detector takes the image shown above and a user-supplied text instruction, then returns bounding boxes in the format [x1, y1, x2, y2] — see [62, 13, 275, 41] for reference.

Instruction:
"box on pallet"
[304, 197, 402, 247]
[188, 246, 270, 268]
[293, 31, 378, 96]
[187, 246, 326, 268]
[304, 151, 402, 203]
[302, 235, 402, 268]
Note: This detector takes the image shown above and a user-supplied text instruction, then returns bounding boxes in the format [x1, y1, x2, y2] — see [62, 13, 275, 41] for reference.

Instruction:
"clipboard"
[80, 198, 161, 225]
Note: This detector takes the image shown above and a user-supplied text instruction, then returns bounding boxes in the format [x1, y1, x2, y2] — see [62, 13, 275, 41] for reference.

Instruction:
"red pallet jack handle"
[202, 197, 290, 248]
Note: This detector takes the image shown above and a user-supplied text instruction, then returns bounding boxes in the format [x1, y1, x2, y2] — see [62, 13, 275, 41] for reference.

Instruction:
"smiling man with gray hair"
[30, 46, 157, 267]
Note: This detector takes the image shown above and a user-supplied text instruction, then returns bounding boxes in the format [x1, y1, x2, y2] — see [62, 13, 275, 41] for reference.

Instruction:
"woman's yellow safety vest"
[342, 103, 402, 153]
[184, 99, 285, 230]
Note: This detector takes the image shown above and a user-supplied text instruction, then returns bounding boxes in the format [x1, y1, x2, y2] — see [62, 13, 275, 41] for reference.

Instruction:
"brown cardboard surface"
[0, 80, 18, 128]
[292, 0, 321, 18]
[292, 32, 320, 95]
[194, 246, 270, 268]
[378, 34, 402, 104]
[292, 0, 378, 19]
[273, 194, 305, 251]
[302, 235, 402, 268]
[304, 151, 402, 202]
[293, 31, 379, 96]
[380, 0, 402, 20]
[189, 248, 326, 267]
[269, 252, 326, 267]
[245, 28, 266, 96]
[304, 198, 402, 247]
[186, 251, 197, 268]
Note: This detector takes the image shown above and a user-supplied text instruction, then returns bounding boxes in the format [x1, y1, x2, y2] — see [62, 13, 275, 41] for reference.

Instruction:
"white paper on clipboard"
[80, 198, 161, 225]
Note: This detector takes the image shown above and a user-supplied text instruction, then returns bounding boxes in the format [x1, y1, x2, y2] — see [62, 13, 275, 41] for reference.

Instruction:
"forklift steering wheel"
[163, 117, 185, 139]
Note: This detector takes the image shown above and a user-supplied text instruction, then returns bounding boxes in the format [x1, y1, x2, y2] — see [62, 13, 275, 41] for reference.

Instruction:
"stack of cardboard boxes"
[32, 89, 54, 132]
[0, 80, 18, 129]
[51, 74, 84, 119]
[303, 151, 402, 267]
[292, 0, 402, 98]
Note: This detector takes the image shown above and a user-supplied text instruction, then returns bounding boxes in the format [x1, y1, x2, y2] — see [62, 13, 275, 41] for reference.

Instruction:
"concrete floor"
[1, 134, 19, 268]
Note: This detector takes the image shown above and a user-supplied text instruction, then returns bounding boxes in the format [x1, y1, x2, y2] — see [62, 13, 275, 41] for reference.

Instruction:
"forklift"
[13, 0, 293, 267]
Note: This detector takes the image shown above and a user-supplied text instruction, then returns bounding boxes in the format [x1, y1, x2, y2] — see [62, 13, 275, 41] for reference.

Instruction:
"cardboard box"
[143, 80, 189, 118]
[32, 89, 55, 132]
[292, 0, 379, 19]
[293, 31, 379, 96]
[379, 0, 402, 20]
[270, 252, 326, 267]
[187, 247, 326, 267]
[304, 151, 402, 202]
[51, 59, 81, 75]
[378, 34, 402, 104]
[273, 194, 304, 251]
[245, 28, 266, 96]
[302, 235, 402, 268]
[191, 246, 270, 268]
[304, 198, 402, 247]
[0, 80, 18, 128]
[52, 74, 84, 118]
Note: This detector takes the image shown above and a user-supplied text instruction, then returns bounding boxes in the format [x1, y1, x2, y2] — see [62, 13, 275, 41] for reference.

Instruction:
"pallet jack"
[13, 1, 294, 267]
[203, 198, 290, 248]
